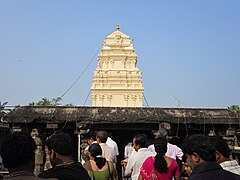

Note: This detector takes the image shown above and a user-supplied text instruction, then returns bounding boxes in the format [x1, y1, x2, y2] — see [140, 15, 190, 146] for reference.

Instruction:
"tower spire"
[91, 26, 144, 107]
[116, 24, 120, 31]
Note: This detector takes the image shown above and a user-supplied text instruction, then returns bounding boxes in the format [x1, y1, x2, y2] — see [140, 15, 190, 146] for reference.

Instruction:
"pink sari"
[139, 157, 180, 180]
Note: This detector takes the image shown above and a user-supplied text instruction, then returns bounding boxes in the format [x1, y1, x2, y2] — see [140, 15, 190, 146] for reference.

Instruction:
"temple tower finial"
[116, 24, 120, 31]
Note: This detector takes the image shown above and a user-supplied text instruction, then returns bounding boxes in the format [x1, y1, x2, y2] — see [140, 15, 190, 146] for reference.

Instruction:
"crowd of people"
[0, 129, 240, 180]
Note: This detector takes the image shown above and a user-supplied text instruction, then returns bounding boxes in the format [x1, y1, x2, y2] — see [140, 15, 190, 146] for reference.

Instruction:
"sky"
[0, 1, 240, 108]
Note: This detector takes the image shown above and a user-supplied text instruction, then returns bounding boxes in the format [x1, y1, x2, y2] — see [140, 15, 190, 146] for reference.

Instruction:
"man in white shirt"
[210, 136, 240, 175]
[148, 142, 183, 160]
[106, 136, 119, 156]
[124, 142, 134, 159]
[148, 128, 183, 160]
[125, 134, 155, 180]
[96, 130, 116, 163]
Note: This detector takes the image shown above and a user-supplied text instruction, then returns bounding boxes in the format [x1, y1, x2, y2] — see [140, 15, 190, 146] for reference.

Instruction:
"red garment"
[139, 157, 180, 180]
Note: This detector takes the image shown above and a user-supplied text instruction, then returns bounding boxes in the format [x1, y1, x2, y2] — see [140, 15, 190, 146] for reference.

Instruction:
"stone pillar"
[44, 136, 52, 171]
[31, 129, 44, 176]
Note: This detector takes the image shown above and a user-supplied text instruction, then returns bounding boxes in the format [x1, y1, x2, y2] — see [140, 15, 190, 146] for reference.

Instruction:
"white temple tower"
[91, 25, 144, 107]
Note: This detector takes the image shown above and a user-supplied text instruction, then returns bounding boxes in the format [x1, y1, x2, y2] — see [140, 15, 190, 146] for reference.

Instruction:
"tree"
[29, 97, 59, 106]
[228, 105, 240, 114]
[0, 101, 8, 117]
[29, 97, 74, 106]
[51, 97, 62, 106]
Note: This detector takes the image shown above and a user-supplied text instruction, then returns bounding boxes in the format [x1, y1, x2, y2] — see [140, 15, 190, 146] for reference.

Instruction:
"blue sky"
[1, 1, 240, 108]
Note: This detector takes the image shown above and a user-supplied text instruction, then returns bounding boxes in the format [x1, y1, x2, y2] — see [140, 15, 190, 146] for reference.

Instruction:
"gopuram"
[91, 25, 144, 107]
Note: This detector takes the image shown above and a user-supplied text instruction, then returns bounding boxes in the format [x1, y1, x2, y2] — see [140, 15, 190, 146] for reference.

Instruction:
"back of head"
[88, 143, 106, 169]
[154, 137, 167, 155]
[86, 131, 96, 141]
[0, 131, 37, 169]
[96, 130, 108, 143]
[182, 134, 216, 162]
[154, 137, 168, 173]
[134, 134, 148, 148]
[88, 143, 102, 158]
[209, 136, 231, 158]
[46, 132, 74, 156]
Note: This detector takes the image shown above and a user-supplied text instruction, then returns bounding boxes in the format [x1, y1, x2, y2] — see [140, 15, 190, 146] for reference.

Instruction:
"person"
[139, 137, 180, 180]
[210, 135, 240, 175]
[83, 143, 116, 180]
[121, 142, 134, 179]
[106, 135, 119, 157]
[82, 131, 97, 163]
[106, 132, 119, 158]
[148, 128, 183, 160]
[124, 134, 155, 180]
[96, 131, 116, 163]
[181, 155, 192, 179]
[38, 132, 90, 180]
[85, 131, 97, 150]
[124, 142, 134, 159]
[0, 131, 55, 180]
[182, 134, 240, 180]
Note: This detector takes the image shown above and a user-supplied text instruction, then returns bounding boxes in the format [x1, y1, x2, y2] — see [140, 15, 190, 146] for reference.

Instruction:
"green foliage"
[65, 103, 74, 106]
[51, 97, 62, 106]
[228, 105, 240, 114]
[28, 97, 74, 106]
[0, 101, 8, 117]
[29, 97, 61, 106]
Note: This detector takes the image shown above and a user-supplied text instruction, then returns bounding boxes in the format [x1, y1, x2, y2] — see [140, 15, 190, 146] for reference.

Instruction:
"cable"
[184, 116, 189, 137]
[203, 110, 206, 135]
[60, 44, 103, 98]
[55, 119, 70, 134]
[144, 94, 163, 128]
[176, 116, 180, 137]
[83, 89, 91, 106]
[143, 94, 150, 107]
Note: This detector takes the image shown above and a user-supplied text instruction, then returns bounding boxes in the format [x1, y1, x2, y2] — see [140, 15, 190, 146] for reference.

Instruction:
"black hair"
[96, 131, 108, 143]
[88, 143, 106, 169]
[182, 134, 216, 162]
[154, 137, 168, 173]
[46, 132, 74, 156]
[134, 134, 148, 148]
[86, 131, 96, 141]
[0, 131, 37, 169]
[209, 136, 231, 158]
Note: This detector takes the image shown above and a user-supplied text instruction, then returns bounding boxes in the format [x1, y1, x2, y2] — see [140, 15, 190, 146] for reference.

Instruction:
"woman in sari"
[83, 143, 116, 180]
[139, 137, 180, 180]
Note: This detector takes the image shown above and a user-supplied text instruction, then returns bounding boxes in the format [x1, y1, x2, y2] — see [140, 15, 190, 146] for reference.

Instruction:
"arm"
[175, 176, 180, 180]
[110, 162, 116, 179]
[138, 175, 143, 180]
[124, 153, 135, 176]
[176, 147, 183, 160]
[174, 161, 181, 180]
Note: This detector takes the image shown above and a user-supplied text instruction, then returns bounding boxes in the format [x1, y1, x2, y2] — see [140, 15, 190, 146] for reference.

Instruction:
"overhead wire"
[83, 89, 92, 106]
[60, 44, 103, 98]
[143, 94, 150, 107]
[144, 94, 163, 130]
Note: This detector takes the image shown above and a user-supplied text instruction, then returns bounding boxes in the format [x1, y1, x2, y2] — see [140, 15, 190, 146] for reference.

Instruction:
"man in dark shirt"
[182, 134, 240, 180]
[38, 132, 90, 180]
